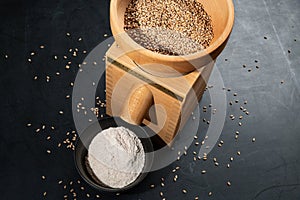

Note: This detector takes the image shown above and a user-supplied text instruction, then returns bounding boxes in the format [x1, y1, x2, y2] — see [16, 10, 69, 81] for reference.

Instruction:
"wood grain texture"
[105, 43, 213, 144]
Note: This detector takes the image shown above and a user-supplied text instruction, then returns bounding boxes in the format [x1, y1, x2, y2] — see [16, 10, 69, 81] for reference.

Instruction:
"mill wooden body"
[106, 43, 214, 144]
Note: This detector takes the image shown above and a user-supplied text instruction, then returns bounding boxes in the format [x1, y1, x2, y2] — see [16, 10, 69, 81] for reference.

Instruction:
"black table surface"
[1, 0, 300, 199]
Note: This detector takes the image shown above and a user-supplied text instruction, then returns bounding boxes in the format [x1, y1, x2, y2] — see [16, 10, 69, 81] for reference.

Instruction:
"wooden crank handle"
[121, 85, 153, 125]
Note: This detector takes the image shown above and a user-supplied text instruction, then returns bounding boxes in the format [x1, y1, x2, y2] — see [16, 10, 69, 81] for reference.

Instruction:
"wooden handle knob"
[121, 85, 153, 125]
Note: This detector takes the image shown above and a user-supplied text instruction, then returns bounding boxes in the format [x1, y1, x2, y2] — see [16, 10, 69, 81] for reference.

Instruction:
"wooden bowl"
[110, 0, 234, 75]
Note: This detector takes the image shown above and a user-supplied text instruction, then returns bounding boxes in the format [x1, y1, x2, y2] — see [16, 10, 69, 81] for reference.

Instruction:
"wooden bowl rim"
[110, 0, 234, 61]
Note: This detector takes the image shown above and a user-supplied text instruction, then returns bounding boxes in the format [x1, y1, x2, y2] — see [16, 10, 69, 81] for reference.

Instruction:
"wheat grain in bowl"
[124, 0, 214, 55]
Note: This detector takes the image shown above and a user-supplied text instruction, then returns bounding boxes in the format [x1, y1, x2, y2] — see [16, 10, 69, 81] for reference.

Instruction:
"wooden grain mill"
[106, 0, 234, 145]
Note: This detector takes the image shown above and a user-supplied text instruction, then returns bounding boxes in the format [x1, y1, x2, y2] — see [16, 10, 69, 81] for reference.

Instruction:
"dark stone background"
[0, 0, 299, 199]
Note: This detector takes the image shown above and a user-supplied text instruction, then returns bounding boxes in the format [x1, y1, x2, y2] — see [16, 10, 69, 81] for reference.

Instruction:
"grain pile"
[124, 0, 214, 55]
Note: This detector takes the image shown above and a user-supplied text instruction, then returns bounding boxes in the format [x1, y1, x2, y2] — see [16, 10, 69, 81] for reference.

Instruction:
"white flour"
[88, 126, 145, 188]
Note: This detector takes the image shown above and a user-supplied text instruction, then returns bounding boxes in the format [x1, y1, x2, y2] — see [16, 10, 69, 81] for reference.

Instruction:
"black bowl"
[74, 117, 154, 192]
